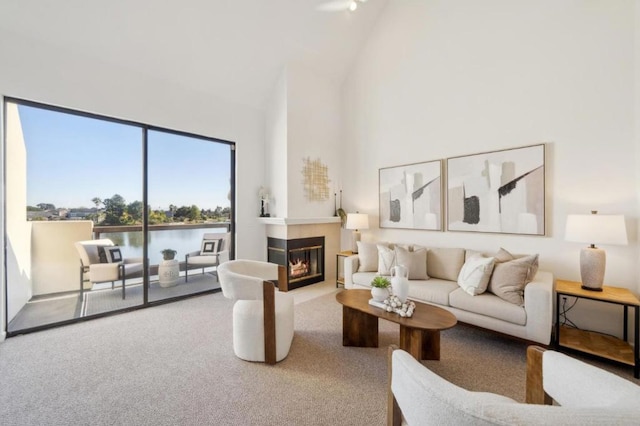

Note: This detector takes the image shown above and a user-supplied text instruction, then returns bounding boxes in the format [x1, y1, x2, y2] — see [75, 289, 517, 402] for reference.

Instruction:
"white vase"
[391, 265, 409, 303]
[371, 287, 389, 302]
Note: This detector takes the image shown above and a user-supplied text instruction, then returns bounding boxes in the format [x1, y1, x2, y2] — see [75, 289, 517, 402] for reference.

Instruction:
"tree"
[36, 203, 55, 211]
[91, 197, 102, 209]
[101, 194, 126, 225]
[148, 210, 168, 225]
[127, 201, 143, 223]
[187, 205, 201, 221]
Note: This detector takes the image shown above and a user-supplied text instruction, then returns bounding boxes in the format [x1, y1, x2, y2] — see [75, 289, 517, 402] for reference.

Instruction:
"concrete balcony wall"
[32, 221, 93, 295]
[6, 102, 31, 322]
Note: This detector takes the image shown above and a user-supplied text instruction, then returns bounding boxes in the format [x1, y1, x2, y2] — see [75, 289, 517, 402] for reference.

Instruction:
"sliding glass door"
[4, 98, 234, 334]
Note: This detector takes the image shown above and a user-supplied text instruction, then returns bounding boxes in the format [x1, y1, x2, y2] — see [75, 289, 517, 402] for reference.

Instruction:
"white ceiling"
[0, 0, 389, 109]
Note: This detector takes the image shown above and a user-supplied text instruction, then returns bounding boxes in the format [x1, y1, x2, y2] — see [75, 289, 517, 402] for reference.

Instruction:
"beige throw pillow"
[457, 255, 496, 296]
[495, 247, 540, 282]
[426, 247, 466, 281]
[395, 246, 429, 280]
[357, 241, 379, 272]
[488, 254, 539, 305]
[377, 244, 396, 275]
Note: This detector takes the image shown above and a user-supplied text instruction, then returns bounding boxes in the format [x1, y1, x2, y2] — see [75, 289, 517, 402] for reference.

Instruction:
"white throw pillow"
[357, 241, 380, 272]
[457, 254, 496, 296]
[377, 244, 396, 275]
[395, 246, 429, 280]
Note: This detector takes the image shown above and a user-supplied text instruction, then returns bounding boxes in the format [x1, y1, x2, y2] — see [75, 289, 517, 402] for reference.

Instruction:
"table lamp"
[345, 213, 369, 253]
[565, 211, 627, 291]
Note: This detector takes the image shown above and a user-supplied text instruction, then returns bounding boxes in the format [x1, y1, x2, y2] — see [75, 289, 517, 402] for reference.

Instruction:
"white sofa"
[344, 244, 553, 345]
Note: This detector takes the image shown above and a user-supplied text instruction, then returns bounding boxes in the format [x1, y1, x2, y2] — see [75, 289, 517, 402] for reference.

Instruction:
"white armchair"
[185, 232, 231, 282]
[217, 260, 294, 364]
[74, 239, 144, 300]
[388, 345, 640, 425]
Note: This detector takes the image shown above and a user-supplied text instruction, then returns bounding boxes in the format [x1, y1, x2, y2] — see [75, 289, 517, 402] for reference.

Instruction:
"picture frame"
[379, 160, 442, 231]
[446, 144, 545, 235]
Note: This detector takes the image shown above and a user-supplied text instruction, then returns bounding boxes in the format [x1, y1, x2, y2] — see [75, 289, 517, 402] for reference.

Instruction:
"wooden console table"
[555, 279, 639, 378]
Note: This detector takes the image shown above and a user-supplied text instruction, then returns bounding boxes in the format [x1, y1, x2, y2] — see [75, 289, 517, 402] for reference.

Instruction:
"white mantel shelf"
[257, 217, 341, 225]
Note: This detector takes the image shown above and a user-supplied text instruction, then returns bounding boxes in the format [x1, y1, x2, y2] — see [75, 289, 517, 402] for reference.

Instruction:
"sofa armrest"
[343, 255, 360, 289]
[523, 270, 554, 345]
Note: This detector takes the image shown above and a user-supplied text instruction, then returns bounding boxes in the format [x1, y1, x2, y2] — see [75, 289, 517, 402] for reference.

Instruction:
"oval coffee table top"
[336, 289, 457, 331]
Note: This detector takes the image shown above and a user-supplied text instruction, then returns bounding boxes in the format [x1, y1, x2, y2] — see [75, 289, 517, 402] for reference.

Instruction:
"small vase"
[371, 287, 389, 302]
[391, 265, 409, 303]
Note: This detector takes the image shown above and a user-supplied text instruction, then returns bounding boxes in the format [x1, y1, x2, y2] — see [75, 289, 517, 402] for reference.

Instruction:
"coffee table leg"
[399, 326, 440, 360]
[342, 305, 378, 347]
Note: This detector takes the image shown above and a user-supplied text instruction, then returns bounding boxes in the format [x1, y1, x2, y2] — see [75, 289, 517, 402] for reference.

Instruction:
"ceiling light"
[349, 1, 358, 11]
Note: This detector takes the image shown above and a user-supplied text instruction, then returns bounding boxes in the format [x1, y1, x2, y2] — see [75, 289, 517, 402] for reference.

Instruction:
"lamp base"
[580, 247, 605, 291]
[351, 230, 361, 253]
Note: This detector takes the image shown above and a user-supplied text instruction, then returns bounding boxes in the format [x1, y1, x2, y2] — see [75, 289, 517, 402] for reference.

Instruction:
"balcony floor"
[8, 272, 219, 333]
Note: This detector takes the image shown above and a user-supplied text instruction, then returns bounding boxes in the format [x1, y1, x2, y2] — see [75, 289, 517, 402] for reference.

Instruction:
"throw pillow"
[104, 246, 123, 263]
[488, 254, 539, 305]
[97, 246, 108, 263]
[200, 238, 221, 256]
[357, 241, 380, 272]
[457, 254, 496, 296]
[494, 247, 540, 282]
[395, 246, 429, 280]
[377, 244, 396, 275]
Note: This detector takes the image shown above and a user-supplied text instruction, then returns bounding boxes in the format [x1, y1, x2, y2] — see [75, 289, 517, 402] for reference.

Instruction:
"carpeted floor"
[0, 289, 638, 425]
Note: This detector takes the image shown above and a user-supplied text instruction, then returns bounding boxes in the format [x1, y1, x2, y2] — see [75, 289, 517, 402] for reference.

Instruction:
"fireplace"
[267, 236, 324, 291]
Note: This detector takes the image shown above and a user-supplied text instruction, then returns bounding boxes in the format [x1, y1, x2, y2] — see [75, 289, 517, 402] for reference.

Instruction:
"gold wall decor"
[302, 157, 331, 201]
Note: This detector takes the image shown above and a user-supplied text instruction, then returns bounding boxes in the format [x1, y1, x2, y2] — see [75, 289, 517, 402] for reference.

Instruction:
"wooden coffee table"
[336, 289, 457, 360]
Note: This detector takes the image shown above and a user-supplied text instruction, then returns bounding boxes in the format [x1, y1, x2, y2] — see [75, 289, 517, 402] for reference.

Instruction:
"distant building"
[67, 208, 98, 220]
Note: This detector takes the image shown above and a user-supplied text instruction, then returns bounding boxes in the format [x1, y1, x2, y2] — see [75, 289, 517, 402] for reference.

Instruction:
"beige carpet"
[0, 289, 637, 425]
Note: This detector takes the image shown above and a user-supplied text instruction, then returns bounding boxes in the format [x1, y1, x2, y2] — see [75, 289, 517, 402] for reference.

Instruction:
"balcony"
[6, 220, 230, 334]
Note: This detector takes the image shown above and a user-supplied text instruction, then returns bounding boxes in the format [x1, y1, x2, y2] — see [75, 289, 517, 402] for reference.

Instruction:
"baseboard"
[0, 330, 6, 342]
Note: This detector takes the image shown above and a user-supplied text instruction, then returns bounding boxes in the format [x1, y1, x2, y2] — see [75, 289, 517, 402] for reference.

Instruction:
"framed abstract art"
[446, 144, 545, 235]
[379, 160, 442, 231]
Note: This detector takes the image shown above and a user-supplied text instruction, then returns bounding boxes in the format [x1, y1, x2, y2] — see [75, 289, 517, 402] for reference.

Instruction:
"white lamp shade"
[565, 214, 627, 246]
[345, 213, 369, 231]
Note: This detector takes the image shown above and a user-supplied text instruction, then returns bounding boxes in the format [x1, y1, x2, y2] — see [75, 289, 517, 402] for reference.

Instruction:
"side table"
[555, 279, 639, 378]
[336, 250, 354, 288]
[159, 259, 180, 288]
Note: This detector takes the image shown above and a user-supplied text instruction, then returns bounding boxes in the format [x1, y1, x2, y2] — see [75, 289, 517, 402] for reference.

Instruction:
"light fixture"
[345, 213, 369, 253]
[565, 211, 627, 291]
[349, 1, 357, 11]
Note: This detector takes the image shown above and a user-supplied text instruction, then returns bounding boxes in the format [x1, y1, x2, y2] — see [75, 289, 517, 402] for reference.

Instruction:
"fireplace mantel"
[257, 217, 341, 226]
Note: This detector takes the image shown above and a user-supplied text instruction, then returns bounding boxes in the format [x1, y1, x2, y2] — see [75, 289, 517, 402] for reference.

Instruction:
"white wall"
[286, 61, 343, 218]
[0, 28, 266, 336]
[343, 0, 639, 338]
[265, 70, 288, 219]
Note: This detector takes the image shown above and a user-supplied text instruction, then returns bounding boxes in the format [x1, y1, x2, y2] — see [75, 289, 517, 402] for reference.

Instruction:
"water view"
[102, 227, 227, 265]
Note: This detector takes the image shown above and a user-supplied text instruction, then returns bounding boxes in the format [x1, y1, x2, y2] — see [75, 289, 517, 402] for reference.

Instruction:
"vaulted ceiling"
[1, 0, 389, 109]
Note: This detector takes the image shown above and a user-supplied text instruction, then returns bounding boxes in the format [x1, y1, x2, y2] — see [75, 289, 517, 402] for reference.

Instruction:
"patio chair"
[74, 239, 144, 300]
[217, 260, 293, 364]
[185, 232, 231, 282]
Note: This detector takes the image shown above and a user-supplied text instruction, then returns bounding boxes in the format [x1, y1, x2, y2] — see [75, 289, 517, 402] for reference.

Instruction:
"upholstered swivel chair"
[75, 239, 144, 300]
[388, 345, 640, 425]
[217, 260, 294, 364]
[185, 232, 231, 282]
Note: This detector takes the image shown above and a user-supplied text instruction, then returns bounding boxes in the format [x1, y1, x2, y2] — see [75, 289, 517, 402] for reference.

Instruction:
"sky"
[16, 103, 231, 211]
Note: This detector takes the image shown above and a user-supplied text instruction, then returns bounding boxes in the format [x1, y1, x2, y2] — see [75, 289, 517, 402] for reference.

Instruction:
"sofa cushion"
[357, 241, 379, 272]
[395, 246, 429, 280]
[449, 288, 526, 325]
[352, 272, 379, 288]
[457, 255, 495, 296]
[377, 244, 396, 275]
[424, 247, 466, 281]
[488, 254, 539, 305]
[407, 279, 458, 306]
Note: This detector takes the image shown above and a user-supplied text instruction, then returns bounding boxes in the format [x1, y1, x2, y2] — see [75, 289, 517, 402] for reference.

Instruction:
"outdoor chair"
[387, 345, 640, 425]
[74, 239, 144, 300]
[185, 232, 231, 282]
[217, 260, 293, 364]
